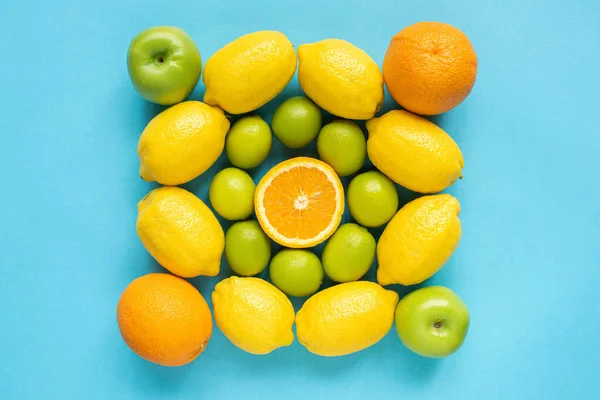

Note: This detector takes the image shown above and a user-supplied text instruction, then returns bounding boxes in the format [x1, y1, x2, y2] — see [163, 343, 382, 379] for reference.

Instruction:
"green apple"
[395, 286, 470, 358]
[127, 26, 202, 105]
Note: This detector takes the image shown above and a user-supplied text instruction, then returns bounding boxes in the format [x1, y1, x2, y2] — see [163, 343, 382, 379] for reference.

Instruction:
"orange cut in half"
[255, 157, 345, 248]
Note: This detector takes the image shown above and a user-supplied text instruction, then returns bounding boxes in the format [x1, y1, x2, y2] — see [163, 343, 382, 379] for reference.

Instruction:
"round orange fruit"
[116, 273, 212, 367]
[383, 22, 478, 115]
[255, 157, 344, 248]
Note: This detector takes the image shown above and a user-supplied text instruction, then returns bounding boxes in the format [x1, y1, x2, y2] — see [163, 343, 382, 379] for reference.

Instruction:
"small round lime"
[317, 120, 366, 177]
[209, 167, 255, 220]
[269, 249, 323, 297]
[322, 223, 376, 282]
[225, 221, 271, 276]
[271, 96, 322, 148]
[226, 115, 272, 169]
[347, 171, 399, 227]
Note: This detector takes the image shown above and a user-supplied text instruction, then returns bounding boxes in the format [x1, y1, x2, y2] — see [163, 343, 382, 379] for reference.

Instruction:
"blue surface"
[1, 0, 599, 399]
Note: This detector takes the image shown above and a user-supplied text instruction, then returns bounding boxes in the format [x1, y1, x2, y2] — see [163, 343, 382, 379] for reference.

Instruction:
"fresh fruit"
[212, 277, 294, 354]
[271, 97, 322, 148]
[347, 171, 399, 227]
[255, 157, 344, 248]
[383, 22, 478, 115]
[322, 223, 375, 282]
[395, 286, 470, 358]
[225, 221, 271, 276]
[209, 168, 256, 221]
[367, 110, 464, 193]
[296, 281, 398, 356]
[203, 31, 296, 114]
[116, 273, 212, 366]
[226, 116, 272, 169]
[298, 39, 384, 120]
[138, 101, 230, 185]
[377, 194, 461, 286]
[127, 26, 202, 105]
[317, 120, 366, 176]
[269, 249, 323, 297]
[137, 187, 224, 278]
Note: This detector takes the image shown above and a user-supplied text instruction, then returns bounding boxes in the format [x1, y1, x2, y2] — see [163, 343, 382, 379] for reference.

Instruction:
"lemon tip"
[376, 268, 394, 286]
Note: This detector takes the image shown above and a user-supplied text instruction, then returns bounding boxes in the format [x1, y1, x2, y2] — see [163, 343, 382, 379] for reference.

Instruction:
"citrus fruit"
[255, 157, 344, 248]
[225, 221, 271, 276]
[203, 31, 297, 114]
[298, 39, 384, 120]
[296, 281, 398, 357]
[347, 171, 399, 227]
[226, 115, 272, 169]
[138, 101, 230, 185]
[383, 22, 478, 115]
[269, 249, 324, 297]
[117, 273, 212, 366]
[137, 187, 224, 278]
[377, 194, 461, 286]
[209, 168, 255, 221]
[367, 110, 464, 194]
[212, 277, 295, 354]
[321, 223, 375, 282]
[317, 120, 366, 177]
[271, 97, 322, 148]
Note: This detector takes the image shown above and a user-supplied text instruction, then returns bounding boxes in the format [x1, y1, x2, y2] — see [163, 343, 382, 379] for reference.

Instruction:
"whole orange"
[116, 273, 212, 367]
[383, 22, 478, 115]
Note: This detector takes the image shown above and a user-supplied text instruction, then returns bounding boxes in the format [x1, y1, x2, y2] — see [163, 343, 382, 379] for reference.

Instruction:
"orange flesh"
[263, 166, 338, 240]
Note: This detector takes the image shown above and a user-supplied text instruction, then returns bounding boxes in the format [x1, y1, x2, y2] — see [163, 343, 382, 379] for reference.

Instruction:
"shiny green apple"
[127, 26, 201, 105]
[395, 286, 470, 358]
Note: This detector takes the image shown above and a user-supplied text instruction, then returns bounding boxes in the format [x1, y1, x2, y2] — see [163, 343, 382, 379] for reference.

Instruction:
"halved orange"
[255, 157, 344, 248]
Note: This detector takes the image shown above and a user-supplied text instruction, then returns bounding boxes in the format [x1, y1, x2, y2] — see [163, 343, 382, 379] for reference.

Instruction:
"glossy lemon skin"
[298, 39, 384, 120]
[136, 186, 224, 278]
[296, 281, 398, 356]
[203, 31, 297, 114]
[377, 194, 462, 286]
[367, 110, 464, 194]
[212, 277, 295, 355]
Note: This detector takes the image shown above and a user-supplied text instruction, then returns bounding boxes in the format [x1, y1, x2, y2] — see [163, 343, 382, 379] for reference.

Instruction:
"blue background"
[1, 0, 599, 399]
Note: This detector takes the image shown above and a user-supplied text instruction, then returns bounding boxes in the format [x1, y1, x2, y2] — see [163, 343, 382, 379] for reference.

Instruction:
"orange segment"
[255, 157, 344, 248]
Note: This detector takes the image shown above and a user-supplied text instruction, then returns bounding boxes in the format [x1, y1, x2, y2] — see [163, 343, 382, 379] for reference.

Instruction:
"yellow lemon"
[138, 101, 230, 185]
[298, 39, 384, 120]
[136, 186, 224, 278]
[212, 277, 295, 355]
[203, 31, 296, 114]
[377, 194, 461, 286]
[296, 281, 398, 356]
[366, 110, 464, 194]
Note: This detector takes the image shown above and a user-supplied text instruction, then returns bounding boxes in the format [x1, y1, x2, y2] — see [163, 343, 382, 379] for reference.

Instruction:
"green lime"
[347, 171, 399, 227]
[271, 96, 322, 148]
[209, 167, 255, 220]
[317, 120, 366, 177]
[322, 223, 376, 282]
[225, 221, 271, 276]
[269, 249, 323, 297]
[226, 115, 272, 169]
